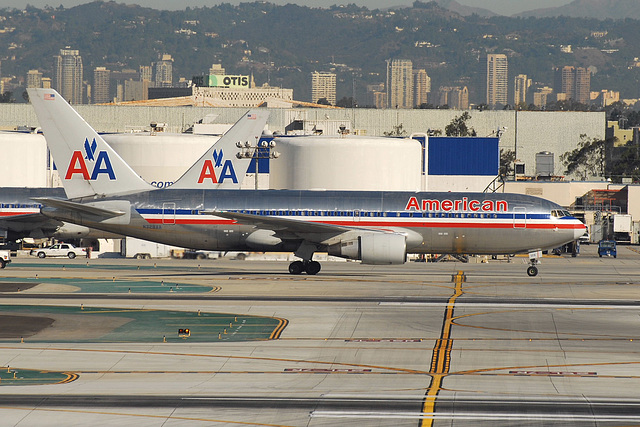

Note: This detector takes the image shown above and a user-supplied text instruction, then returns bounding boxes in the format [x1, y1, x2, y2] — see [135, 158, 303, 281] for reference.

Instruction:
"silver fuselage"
[41, 189, 586, 255]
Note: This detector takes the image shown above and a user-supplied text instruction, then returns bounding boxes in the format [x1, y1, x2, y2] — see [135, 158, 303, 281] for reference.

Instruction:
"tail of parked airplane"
[170, 110, 269, 189]
[28, 88, 155, 199]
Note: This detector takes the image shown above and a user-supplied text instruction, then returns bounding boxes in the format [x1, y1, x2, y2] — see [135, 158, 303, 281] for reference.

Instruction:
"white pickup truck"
[30, 243, 87, 259]
[0, 250, 10, 268]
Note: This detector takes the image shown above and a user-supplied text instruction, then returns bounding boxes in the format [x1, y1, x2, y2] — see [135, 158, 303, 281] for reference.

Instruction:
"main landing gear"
[289, 241, 321, 275]
[289, 260, 321, 275]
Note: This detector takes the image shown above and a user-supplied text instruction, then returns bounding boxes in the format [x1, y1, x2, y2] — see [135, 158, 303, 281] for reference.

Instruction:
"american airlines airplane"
[28, 88, 586, 277]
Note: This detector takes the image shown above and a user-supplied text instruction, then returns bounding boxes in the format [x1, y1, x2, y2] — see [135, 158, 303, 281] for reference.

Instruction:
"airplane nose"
[574, 220, 587, 240]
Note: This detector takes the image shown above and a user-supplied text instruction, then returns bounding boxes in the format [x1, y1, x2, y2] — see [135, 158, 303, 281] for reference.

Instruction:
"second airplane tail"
[170, 110, 270, 189]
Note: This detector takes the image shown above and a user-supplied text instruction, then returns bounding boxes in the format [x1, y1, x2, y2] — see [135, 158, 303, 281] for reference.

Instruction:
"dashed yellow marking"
[420, 270, 464, 427]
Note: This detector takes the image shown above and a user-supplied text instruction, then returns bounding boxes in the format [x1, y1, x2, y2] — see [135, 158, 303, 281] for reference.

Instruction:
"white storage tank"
[104, 133, 219, 188]
[270, 136, 422, 191]
[0, 132, 50, 186]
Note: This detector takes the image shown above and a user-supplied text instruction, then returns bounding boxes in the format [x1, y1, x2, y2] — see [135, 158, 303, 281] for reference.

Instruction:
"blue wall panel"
[427, 137, 499, 176]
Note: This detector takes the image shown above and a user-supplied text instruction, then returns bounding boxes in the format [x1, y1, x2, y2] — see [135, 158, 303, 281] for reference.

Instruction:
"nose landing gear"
[527, 251, 541, 277]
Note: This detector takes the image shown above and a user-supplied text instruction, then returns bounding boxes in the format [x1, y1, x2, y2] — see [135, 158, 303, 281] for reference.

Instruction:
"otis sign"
[65, 138, 115, 180]
[197, 149, 238, 184]
[405, 196, 508, 212]
[208, 74, 250, 88]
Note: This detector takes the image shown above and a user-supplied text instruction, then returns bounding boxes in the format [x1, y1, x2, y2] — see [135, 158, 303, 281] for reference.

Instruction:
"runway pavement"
[0, 245, 639, 426]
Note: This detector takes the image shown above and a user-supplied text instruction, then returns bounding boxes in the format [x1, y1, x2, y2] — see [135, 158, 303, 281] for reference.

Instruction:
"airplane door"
[162, 202, 176, 225]
[354, 210, 361, 223]
[513, 207, 526, 229]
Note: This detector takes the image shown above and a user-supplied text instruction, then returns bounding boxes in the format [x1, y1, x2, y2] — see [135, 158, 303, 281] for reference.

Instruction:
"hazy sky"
[7, 0, 574, 15]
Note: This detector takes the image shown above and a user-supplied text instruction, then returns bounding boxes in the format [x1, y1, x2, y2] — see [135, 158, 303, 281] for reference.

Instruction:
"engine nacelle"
[328, 232, 406, 265]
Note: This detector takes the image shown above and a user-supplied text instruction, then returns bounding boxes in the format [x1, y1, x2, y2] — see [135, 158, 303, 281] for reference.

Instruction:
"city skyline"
[20, 49, 598, 109]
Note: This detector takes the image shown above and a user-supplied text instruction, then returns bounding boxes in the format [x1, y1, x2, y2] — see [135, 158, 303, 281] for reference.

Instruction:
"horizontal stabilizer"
[33, 198, 125, 219]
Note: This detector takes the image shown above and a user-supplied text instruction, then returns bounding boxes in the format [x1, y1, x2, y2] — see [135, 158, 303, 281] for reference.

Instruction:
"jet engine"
[328, 232, 406, 265]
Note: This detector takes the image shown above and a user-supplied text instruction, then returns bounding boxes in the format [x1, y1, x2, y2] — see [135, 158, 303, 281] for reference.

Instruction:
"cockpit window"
[551, 209, 572, 218]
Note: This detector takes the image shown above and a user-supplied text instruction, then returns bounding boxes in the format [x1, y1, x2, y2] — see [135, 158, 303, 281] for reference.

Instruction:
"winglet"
[28, 88, 155, 199]
[170, 110, 269, 189]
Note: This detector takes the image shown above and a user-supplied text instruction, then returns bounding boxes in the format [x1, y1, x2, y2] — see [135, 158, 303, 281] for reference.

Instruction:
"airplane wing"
[0, 212, 60, 224]
[0, 213, 63, 239]
[208, 210, 396, 243]
[209, 210, 347, 233]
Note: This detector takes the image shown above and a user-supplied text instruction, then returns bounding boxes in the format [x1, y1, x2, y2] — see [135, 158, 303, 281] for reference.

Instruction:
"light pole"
[236, 139, 279, 189]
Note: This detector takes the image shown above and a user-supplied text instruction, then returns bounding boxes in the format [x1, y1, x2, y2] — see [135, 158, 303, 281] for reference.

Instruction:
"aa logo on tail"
[197, 149, 238, 184]
[65, 138, 116, 180]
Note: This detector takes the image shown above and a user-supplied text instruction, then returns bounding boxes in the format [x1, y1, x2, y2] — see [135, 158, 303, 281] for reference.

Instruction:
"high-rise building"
[533, 86, 554, 108]
[26, 69, 43, 88]
[595, 89, 619, 108]
[139, 65, 152, 83]
[413, 69, 431, 106]
[450, 86, 469, 110]
[124, 79, 149, 102]
[575, 67, 591, 104]
[41, 77, 52, 89]
[438, 87, 451, 107]
[366, 83, 386, 109]
[311, 71, 336, 105]
[514, 74, 531, 106]
[154, 54, 173, 88]
[373, 91, 387, 109]
[486, 54, 508, 107]
[55, 48, 83, 104]
[438, 86, 468, 110]
[93, 66, 111, 104]
[554, 66, 575, 100]
[553, 66, 591, 104]
[386, 59, 413, 109]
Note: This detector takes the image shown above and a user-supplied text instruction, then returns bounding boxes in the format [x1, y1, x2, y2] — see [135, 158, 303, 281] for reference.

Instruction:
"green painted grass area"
[0, 277, 214, 294]
[0, 305, 287, 343]
[0, 367, 77, 386]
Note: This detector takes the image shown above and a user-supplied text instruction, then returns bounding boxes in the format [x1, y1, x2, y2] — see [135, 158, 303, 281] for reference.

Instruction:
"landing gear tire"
[289, 260, 305, 275]
[527, 266, 538, 277]
[305, 261, 321, 275]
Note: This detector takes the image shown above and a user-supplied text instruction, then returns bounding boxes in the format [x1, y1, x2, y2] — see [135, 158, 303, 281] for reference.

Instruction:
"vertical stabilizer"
[28, 89, 154, 199]
[170, 110, 269, 189]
